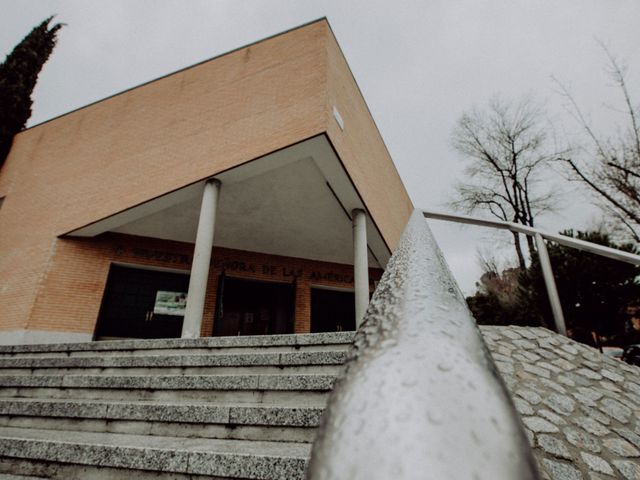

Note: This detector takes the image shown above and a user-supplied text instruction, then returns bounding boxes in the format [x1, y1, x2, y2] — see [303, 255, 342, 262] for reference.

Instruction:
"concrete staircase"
[0, 332, 354, 480]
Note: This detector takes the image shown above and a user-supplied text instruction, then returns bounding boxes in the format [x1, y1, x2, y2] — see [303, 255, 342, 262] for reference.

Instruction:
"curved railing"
[306, 209, 540, 480]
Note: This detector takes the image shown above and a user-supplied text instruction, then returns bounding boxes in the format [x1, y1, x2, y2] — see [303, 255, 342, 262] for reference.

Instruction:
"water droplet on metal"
[428, 409, 443, 425]
[402, 376, 417, 387]
[395, 410, 410, 422]
[380, 338, 397, 349]
[437, 361, 453, 372]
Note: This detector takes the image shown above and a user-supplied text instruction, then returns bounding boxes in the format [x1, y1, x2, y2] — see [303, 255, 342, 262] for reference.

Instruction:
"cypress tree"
[0, 16, 63, 166]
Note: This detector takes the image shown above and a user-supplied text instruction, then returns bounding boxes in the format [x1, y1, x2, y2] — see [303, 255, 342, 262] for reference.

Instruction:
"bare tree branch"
[449, 95, 560, 267]
[606, 162, 640, 179]
[554, 46, 640, 242]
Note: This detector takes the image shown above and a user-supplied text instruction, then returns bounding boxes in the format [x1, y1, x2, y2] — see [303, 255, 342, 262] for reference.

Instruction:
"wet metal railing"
[422, 209, 640, 336]
[307, 210, 540, 480]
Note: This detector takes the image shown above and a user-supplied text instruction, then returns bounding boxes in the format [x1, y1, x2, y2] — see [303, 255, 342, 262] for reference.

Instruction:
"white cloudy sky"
[3, 1, 640, 293]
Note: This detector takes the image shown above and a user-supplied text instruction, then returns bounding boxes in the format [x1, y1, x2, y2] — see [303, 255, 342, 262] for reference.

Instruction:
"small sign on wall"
[153, 291, 187, 316]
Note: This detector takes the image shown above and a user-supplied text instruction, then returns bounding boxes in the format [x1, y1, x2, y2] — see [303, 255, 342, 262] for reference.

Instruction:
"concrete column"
[182, 179, 221, 338]
[535, 233, 567, 336]
[352, 209, 369, 328]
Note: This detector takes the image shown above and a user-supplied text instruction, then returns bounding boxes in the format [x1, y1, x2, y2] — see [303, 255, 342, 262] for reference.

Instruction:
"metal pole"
[534, 233, 567, 336]
[352, 209, 369, 328]
[182, 178, 221, 338]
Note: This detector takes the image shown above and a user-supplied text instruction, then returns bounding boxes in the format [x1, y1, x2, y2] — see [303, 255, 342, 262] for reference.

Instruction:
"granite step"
[0, 350, 347, 376]
[0, 373, 337, 403]
[0, 332, 355, 358]
[0, 333, 354, 478]
[0, 426, 310, 479]
[0, 398, 323, 442]
[0, 474, 48, 479]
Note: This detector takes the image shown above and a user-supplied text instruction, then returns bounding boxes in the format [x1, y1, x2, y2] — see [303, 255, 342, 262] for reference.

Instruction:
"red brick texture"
[0, 20, 410, 335]
[28, 233, 381, 336]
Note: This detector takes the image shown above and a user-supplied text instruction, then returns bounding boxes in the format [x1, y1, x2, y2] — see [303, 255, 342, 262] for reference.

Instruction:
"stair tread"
[0, 373, 336, 391]
[0, 398, 324, 425]
[0, 475, 48, 479]
[0, 425, 311, 455]
[0, 426, 310, 478]
[0, 332, 355, 355]
[0, 350, 347, 368]
[0, 398, 324, 408]
[0, 373, 335, 390]
[0, 334, 349, 478]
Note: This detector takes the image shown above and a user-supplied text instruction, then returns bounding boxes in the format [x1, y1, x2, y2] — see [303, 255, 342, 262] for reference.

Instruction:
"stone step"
[0, 350, 347, 376]
[0, 332, 355, 358]
[0, 333, 352, 478]
[0, 426, 310, 479]
[0, 398, 323, 442]
[0, 474, 48, 479]
[0, 373, 336, 390]
[0, 373, 336, 403]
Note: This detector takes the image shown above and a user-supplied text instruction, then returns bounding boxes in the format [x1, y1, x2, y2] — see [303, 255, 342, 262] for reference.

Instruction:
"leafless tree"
[555, 47, 640, 243]
[450, 96, 560, 268]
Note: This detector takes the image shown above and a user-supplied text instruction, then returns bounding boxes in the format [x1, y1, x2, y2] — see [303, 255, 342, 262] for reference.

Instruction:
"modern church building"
[0, 19, 413, 345]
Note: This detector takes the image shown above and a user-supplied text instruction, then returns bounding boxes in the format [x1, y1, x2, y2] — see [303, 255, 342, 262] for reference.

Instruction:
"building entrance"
[215, 277, 294, 336]
[310, 288, 355, 332]
[95, 265, 189, 339]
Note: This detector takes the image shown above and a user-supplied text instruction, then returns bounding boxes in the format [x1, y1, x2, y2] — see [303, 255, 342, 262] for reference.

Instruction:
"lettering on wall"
[283, 267, 303, 278]
[113, 245, 191, 265]
[213, 259, 256, 273]
[262, 265, 276, 275]
[310, 271, 354, 284]
[111, 245, 371, 284]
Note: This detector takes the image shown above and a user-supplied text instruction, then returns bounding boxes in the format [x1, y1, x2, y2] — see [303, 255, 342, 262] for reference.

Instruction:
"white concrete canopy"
[66, 136, 390, 269]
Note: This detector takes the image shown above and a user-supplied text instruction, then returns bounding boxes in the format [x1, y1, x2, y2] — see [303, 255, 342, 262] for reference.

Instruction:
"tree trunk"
[525, 234, 536, 258]
[512, 231, 526, 269]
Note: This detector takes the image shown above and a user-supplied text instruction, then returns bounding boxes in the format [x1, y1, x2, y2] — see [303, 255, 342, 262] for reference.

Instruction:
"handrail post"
[534, 233, 567, 336]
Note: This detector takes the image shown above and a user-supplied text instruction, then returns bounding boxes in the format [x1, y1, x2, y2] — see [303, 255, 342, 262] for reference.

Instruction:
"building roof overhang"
[65, 135, 390, 268]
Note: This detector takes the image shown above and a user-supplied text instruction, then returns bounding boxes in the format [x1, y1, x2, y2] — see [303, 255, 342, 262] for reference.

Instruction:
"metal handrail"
[307, 209, 540, 480]
[422, 210, 640, 266]
[422, 209, 640, 336]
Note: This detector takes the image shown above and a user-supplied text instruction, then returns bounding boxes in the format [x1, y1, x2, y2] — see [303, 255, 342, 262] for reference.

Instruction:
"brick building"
[0, 19, 412, 345]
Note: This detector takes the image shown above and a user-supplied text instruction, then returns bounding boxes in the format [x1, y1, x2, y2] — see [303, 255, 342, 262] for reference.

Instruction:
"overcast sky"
[3, 1, 640, 293]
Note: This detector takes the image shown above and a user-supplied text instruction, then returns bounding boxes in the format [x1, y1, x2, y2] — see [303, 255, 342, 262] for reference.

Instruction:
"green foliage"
[466, 267, 542, 327]
[0, 16, 63, 166]
[468, 230, 640, 346]
[520, 230, 640, 345]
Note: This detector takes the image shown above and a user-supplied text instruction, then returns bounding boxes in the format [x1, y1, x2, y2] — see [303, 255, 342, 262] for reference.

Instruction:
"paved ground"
[481, 326, 640, 480]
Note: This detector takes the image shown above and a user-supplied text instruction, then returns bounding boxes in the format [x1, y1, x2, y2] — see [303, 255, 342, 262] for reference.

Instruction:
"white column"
[182, 178, 221, 338]
[352, 209, 369, 328]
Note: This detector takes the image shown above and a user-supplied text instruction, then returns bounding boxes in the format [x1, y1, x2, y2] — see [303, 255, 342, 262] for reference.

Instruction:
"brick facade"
[0, 19, 411, 338]
[27, 232, 381, 337]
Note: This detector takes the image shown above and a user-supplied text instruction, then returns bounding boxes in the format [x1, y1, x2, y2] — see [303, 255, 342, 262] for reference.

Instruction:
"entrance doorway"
[310, 288, 355, 332]
[95, 265, 189, 339]
[215, 277, 294, 336]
